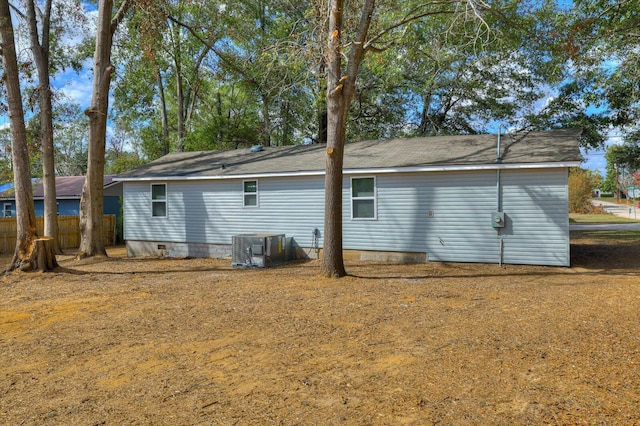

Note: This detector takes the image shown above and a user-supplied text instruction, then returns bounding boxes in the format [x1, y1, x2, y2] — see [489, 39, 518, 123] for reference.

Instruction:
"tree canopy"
[98, 0, 626, 163]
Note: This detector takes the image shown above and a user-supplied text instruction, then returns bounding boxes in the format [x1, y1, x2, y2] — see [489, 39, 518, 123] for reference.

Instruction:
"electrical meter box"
[491, 211, 505, 228]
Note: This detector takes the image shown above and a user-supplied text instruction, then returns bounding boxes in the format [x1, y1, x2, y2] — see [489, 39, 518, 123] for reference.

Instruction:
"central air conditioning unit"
[232, 233, 286, 268]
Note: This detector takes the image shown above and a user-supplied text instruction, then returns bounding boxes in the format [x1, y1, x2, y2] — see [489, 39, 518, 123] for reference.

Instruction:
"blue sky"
[582, 147, 606, 176]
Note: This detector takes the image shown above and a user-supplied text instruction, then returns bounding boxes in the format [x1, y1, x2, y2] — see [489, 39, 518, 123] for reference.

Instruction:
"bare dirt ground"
[1, 233, 639, 425]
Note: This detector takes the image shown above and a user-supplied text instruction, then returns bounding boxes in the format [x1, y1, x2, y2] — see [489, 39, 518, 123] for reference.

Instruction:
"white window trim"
[3, 203, 12, 217]
[243, 179, 259, 208]
[151, 183, 167, 218]
[351, 176, 377, 220]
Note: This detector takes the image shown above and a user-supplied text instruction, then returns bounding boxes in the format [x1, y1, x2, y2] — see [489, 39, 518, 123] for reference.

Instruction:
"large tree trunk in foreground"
[0, 0, 56, 272]
[78, 0, 131, 258]
[320, 0, 374, 278]
[27, 0, 62, 254]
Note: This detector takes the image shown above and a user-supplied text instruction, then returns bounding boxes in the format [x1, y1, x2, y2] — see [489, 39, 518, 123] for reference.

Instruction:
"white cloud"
[52, 62, 94, 108]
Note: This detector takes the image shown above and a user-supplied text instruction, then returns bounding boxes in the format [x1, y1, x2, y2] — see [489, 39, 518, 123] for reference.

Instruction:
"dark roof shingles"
[116, 129, 583, 179]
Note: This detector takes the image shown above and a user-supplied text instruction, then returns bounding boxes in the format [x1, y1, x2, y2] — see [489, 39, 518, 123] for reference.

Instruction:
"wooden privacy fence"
[0, 215, 115, 254]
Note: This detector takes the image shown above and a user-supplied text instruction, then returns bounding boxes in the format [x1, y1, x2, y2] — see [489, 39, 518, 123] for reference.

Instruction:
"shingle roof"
[115, 128, 583, 180]
[0, 175, 117, 199]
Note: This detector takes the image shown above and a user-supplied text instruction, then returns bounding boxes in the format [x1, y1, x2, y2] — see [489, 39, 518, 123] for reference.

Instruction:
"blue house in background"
[0, 175, 122, 220]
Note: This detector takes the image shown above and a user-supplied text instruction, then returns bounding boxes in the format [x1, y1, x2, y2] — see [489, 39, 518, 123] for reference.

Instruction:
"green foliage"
[0, 128, 13, 182]
[563, 0, 640, 143]
[568, 167, 600, 213]
[102, 0, 636, 160]
[52, 103, 89, 176]
[605, 140, 640, 172]
[105, 151, 145, 174]
[603, 140, 640, 196]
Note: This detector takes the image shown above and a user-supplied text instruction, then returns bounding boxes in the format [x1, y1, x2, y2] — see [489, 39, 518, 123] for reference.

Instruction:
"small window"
[151, 184, 167, 217]
[3, 203, 12, 217]
[243, 180, 258, 207]
[351, 177, 376, 219]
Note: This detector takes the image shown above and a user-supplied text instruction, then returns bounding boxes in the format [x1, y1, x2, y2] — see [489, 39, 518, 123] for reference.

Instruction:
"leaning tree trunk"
[78, 0, 130, 258]
[0, 0, 57, 272]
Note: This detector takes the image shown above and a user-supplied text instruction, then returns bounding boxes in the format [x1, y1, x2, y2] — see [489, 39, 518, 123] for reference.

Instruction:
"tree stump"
[35, 237, 58, 271]
[15, 237, 59, 272]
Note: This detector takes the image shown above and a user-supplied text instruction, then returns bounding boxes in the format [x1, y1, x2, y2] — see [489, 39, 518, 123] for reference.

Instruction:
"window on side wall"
[351, 177, 376, 219]
[243, 180, 258, 207]
[3, 203, 12, 217]
[151, 183, 167, 217]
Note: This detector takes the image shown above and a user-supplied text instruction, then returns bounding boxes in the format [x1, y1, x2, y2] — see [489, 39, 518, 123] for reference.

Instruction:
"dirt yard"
[1, 232, 639, 425]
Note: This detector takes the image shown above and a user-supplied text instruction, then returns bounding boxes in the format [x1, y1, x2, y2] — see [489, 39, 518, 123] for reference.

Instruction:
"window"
[351, 177, 376, 219]
[151, 184, 167, 217]
[3, 203, 12, 217]
[243, 180, 258, 207]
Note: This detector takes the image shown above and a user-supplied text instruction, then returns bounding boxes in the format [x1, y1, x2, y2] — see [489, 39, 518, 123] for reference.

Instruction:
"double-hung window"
[3, 203, 12, 217]
[243, 180, 258, 207]
[351, 177, 376, 219]
[151, 183, 167, 217]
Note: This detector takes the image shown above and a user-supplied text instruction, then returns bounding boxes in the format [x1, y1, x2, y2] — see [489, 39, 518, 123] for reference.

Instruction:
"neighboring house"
[115, 129, 583, 266]
[0, 175, 122, 220]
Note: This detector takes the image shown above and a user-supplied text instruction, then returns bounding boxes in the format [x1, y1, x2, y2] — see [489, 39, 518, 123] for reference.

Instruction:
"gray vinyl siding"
[343, 170, 500, 263]
[123, 167, 570, 266]
[499, 168, 569, 266]
[341, 168, 569, 266]
[123, 177, 325, 248]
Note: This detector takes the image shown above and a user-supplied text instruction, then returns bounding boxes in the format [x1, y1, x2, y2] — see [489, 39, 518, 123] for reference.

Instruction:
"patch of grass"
[571, 230, 640, 242]
[569, 213, 640, 223]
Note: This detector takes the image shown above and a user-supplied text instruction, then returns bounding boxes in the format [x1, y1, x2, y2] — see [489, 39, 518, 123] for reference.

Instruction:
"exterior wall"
[104, 196, 121, 218]
[124, 177, 325, 258]
[2, 201, 15, 218]
[127, 240, 231, 258]
[123, 167, 570, 266]
[500, 169, 570, 266]
[343, 170, 500, 263]
[3, 197, 121, 219]
[341, 168, 569, 266]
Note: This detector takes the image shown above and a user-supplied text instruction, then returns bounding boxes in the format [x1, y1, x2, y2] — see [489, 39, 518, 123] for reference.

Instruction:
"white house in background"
[114, 128, 583, 266]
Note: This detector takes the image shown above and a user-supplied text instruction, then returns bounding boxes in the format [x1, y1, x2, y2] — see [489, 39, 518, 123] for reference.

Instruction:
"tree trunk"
[318, 109, 328, 144]
[261, 93, 272, 147]
[176, 60, 186, 152]
[156, 64, 170, 155]
[0, 0, 56, 272]
[78, 0, 131, 258]
[26, 0, 62, 254]
[321, 0, 347, 277]
[317, 60, 328, 144]
[321, 0, 375, 278]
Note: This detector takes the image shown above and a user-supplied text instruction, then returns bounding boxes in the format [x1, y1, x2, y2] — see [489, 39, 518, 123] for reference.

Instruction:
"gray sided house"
[115, 129, 583, 266]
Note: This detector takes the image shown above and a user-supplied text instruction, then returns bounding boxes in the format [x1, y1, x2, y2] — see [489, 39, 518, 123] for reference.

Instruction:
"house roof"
[0, 175, 118, 199]
[115, 128, 584, 181]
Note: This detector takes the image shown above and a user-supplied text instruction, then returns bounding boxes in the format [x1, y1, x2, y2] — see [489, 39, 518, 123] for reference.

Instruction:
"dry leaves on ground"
[1, 235, 639, 425]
